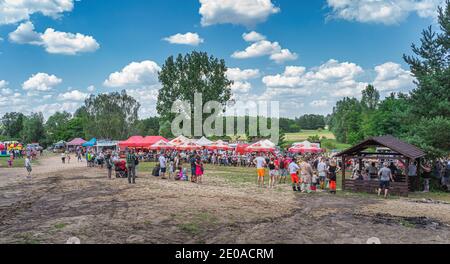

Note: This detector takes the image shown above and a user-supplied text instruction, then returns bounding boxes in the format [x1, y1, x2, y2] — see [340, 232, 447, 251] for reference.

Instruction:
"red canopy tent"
[246, 140, 276, 153]
[150, 140, 174, 151]
[206, 140, 233, 151]
[142, 136, 169, 148]
[289, 146, 324, 154]
[235, 144, 249, 154]
[67, 138, 87, 146]
[118, 136, 145, 149]
[176, 141, 203, 151]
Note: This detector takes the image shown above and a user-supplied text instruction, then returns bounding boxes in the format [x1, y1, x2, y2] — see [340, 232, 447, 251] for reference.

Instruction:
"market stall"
[246, 140, 276, 153]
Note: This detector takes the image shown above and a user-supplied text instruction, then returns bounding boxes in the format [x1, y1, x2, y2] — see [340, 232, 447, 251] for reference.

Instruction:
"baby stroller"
[115, 160, 128, 178]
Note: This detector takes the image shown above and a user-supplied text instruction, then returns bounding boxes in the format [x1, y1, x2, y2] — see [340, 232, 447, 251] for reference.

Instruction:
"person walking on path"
[159, 152, 167, 180]
[317, 158, 328, 190]
[288, 159, 301, 192]
[254, 153, 267, 188]
[378, 162, 395, 198]
[328, 160, 339, 194]
[421, 162, 432, 193]
[25, 156, 32, 179]
[105, 152, 113, 179]
[300, 158, 314, 193]
[61, 152, 66, 164]
[126, 149, 137, 184]
[195, 155, 204, 184]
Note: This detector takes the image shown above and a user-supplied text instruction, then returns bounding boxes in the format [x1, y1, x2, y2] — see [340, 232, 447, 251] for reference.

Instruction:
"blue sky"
[0, 0, 444, 118]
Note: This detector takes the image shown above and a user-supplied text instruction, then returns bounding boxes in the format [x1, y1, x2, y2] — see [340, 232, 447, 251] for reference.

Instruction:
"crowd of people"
[28, 145, 449, 198]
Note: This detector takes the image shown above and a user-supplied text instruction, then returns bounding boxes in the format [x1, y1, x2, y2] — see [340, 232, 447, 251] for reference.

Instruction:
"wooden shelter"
[335, 135, 426, 196]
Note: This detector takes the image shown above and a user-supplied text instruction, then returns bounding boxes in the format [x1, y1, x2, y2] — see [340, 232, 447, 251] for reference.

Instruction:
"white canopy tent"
[196, 137, 213, 147]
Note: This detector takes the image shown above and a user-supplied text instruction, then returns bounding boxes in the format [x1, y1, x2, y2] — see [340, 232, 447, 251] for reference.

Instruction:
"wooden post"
[342, 156, 347, 191]
[405, 158, 410, 193]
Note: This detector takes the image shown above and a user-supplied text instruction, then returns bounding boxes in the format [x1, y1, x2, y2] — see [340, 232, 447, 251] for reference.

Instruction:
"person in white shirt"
[317, 158, 328, 190]
[159, 153, 167, 179]
[254, 153, 267, 188]
[25, 156, 32, 179]
[288, 160, 301, 192]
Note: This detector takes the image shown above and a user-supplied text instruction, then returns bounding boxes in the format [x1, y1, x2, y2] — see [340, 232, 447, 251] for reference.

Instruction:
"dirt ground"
[0, 155, 449, 244]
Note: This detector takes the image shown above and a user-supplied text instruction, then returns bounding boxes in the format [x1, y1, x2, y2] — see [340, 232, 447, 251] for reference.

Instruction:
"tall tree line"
[329, 0, 450, 158]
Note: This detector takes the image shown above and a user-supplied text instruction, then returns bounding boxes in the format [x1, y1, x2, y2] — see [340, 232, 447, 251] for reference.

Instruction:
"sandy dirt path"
[0, 157, 449, 244]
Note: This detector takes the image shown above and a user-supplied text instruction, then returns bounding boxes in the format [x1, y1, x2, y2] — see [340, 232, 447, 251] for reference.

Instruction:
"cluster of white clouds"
[164, 32, 204, 46]
[199, 0, 280, 27]
[0, 0, 74, 25]
[103, 60, 161, 88]
[9, 22, 99, 55]
[326, 0, 445, 24]
[226, 67, 260, 93]
[22, 72, 62, 91]
[232, 31, 298, 64]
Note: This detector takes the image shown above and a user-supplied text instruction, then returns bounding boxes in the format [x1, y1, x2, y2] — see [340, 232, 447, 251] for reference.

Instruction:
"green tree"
[157, 52, 233, 134]
[361, 84, 380, 111]
[296, 115, 326, 130]
[137, 117, 161, 136]
[403, 0, 450, 157]
[45, 111, 72, 143]
[329, 98, 364, 144]
[21, 113, 46, 144]
[1, 112, 25, 139]
[83, 90, 140, 139]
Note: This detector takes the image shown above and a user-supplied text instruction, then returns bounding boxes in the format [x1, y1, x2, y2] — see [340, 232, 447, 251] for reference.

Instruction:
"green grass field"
[285, 130, 351, 151]
[0, 157, 40, 168]
[285, 129, 335, 142]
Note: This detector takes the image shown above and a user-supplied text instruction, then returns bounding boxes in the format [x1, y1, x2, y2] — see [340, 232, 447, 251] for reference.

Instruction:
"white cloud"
[9, 22, 100, 55]
[310, 100, 329, 107]
[232, 32, 297, 63]
[199, 0, 280, 27]
[232, 40, 281, 59]
[43, 94, 53, 99]
[22, 72, 62, 91]
[87, 85, 95, 92]
[262, 66, 306, 88]
[164, 32, 204, 46]
[0, 80, 8, 89]
[373, 62, 415, 91]
[127, 87, 160, 117]
[230, 81, 252, 93]
[226, 67, 260, 81]
[262, 60, 367, 99]
[270, 49, 298, 64]
[34, 102, 81, 118]
[243, 31, 266, 42]
[326, 0, 445, 25]
[58, 90, 88, 101]
[103, 60, 161, 87]
[226, 67, 260, 93]
[0, 80, 14, 96]
[0, 0, 74, 25]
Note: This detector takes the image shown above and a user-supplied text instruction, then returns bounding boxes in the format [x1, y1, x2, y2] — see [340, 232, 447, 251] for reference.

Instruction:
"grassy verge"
[0, 157, 40, 168]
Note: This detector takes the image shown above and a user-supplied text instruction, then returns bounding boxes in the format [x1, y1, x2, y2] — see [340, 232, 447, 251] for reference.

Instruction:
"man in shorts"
[159, 152, 167, 179]
[378, 162, 394, 198]
[254, 153, 267, 188]
[288, 159, 301, 192]
[317, 157, 328, 190]
[25, 156, 32, 179]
